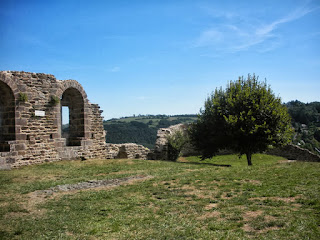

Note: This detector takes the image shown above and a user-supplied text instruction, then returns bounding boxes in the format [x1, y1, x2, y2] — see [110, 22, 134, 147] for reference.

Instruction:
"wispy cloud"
[107, 66, 120, 72]
[256, 6, 316, 36]
[194, 29, 223, 47]
[193, 4, 318, 54]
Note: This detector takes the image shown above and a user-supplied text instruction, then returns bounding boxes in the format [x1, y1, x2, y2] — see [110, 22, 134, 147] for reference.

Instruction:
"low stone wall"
[266, 144, 320, 162]
[106, 143, 151, 160]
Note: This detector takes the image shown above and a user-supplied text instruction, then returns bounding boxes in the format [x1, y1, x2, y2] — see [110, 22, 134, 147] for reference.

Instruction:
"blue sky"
[1, 0, 319, 119]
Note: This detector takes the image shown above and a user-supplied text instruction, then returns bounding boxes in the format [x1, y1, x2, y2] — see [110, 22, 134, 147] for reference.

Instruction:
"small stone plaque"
[35, 110, 45, 117]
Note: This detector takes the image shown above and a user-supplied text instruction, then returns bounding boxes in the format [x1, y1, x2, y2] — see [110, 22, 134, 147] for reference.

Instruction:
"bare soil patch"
[243, 210, 264, 232]
[204, 203, 218, 210]
[239, 179, 262, 185]
[181, 185, 215, 199]
[37, 175, 152, 193]
[197, 211, 221, 220]
[243, 210, 264, 221]
[243, 210, 284, 233]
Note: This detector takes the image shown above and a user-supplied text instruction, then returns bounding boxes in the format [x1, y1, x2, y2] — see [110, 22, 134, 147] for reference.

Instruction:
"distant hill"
[103, 114, 197, 149]
[103, 102, 320, 155]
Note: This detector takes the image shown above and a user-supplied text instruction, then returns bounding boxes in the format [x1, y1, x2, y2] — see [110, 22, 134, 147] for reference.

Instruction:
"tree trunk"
[246, 153, 252, 166]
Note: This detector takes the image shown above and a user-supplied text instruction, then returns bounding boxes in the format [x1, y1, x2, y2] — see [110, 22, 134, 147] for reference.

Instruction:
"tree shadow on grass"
[177, 161, 231, 167]
[160, 159, 231, 167]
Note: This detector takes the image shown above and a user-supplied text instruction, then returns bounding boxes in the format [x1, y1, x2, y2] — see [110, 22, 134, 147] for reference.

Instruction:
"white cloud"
[256, 6, 316, 36]
[193, 4, 317, 54]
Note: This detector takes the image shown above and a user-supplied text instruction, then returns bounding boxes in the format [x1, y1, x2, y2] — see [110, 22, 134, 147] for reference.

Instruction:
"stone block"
[16, 118, 28, 126]
[16, 134, 27, 140]
[14, 143, 26, 151]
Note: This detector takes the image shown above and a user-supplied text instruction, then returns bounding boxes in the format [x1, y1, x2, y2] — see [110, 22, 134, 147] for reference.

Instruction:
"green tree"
[314, 130, 320, 142]
[190, 74, 293, 166]
[166, 129, 189, 161]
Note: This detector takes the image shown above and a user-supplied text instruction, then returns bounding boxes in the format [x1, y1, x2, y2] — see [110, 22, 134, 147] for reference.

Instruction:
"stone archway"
[61, 87, 85, 146]
[0, 81, 15, 151]
[0, 71, 107, 168]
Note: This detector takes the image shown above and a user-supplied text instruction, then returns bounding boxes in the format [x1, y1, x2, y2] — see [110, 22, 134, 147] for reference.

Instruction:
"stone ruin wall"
[151, 123, 197, 160]
[266, 144, 320, 162]
[0, 71, 107, 169]
[151, 124, 184, 160]
[106, 143, 150, 160]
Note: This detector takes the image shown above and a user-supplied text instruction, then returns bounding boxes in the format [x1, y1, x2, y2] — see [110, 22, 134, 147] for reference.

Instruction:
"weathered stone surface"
[32, 175, 152, 196]
[266, 144, 320, 162]
[151, 123, 192, 160]
[106, 143, 151, 160]
[0, 71, 107, 168]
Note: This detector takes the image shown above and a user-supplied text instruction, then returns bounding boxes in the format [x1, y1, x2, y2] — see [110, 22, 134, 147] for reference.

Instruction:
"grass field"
[0, 154, 319, 239]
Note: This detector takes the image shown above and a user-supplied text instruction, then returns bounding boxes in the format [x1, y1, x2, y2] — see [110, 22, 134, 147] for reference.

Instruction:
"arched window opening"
[0, 81, 15, 152]
[61, 106, 70, 139]
[61, 88, 85, 146]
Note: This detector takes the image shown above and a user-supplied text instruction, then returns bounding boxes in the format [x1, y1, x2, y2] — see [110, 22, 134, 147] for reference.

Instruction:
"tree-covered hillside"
[103, 102, 320, 155]
[286, 101, 320, 155]
[103, 115, 197, 149]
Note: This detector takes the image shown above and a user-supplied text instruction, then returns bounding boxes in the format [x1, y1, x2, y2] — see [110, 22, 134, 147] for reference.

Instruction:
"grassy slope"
[0, 155, 319, 239]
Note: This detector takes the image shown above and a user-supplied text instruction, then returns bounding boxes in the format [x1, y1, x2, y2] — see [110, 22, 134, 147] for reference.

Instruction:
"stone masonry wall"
[151, 124, 186, 160]
[266, 144, 320, 162]
[106, 143, 150, 160]
[150, 123, 198, 160]
[0, 71, 107, 169]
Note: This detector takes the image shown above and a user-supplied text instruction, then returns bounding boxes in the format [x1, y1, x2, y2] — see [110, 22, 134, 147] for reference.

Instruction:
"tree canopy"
[286, 100, 320, 125]
[190, 74, 293, 165]
[286, 100, 320, 154]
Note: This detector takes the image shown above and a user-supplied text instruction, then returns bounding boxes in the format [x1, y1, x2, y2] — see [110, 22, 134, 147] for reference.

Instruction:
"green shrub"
[166, 130, 189, 161]
[18, 92, 28, 102]
[50, 95, 60, 106]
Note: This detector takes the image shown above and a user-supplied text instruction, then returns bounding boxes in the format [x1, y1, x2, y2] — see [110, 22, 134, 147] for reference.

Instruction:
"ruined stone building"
[1, 71, 319, 169]
[3, 71, 316, 170]
[0, 71, 107, 169]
